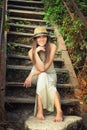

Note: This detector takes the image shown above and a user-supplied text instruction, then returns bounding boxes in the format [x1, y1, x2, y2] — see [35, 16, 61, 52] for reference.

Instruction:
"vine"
[42, 0, 87, 105]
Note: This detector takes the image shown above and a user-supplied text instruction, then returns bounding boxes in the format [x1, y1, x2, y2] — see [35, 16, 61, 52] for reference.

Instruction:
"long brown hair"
[32, 36, 50, 64]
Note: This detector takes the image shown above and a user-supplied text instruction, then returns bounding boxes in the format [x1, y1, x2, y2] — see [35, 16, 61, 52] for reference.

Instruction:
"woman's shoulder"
[49, 43, 57, 50]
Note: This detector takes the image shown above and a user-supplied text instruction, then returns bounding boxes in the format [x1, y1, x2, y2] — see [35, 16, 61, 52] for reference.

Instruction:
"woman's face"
[36, 35, 47, 46]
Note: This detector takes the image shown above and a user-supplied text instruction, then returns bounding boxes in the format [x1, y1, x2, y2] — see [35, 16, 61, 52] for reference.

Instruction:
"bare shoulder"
[49, 43, 57, 51]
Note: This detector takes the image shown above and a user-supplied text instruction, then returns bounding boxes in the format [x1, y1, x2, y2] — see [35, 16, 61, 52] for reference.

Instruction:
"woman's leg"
[36, 94, 44, 120]
[36, 72, 48, 120]
[53, 92, 63, 122]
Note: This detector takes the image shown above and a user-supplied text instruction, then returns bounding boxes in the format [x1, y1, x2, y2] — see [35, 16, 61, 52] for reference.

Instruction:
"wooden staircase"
[3, 0, 83, 129]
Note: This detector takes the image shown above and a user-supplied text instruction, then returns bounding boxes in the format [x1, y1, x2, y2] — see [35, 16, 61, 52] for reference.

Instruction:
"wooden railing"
[0, 0, 7, 50]
[0, 0, 7, 91]
[62, 0, 87, 29]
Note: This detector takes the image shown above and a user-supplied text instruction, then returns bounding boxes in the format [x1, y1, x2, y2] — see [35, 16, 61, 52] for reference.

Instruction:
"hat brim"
[29, 32, 50, 42]
[34, 32, 49, 37]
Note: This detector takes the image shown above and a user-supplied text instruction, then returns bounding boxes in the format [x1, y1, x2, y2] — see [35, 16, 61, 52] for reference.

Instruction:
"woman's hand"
[36, 46, 45, 53]
[24, 74, 33, 88]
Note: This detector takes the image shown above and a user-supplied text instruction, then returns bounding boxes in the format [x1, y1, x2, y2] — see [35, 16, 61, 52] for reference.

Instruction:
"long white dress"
[30, 51, 57, 116]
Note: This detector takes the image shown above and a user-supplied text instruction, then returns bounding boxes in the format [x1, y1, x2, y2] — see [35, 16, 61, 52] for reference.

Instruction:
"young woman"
[24, 26, 63, 122]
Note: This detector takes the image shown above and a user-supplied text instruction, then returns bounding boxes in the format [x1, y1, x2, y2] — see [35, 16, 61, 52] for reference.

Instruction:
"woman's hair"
[32, 36, 50, 64]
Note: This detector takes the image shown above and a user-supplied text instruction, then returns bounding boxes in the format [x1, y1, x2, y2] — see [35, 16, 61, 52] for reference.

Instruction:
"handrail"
[70, 0, 87, 29]
[62, 0, 74, 21]
[0, 0, 7, 50]
[0, 0, 8, 91]
[62, 0, 87, 29]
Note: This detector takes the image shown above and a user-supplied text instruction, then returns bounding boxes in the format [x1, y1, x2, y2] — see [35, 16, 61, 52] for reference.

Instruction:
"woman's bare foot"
[36, 112, 45, 120]
[53, 111, 63, 122]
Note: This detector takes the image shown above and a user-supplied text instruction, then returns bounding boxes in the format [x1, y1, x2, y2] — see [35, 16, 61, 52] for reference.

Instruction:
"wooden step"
[8, 23, 54, 31]
[5, 96, 35, 104]
[7, 42, 32, 49]
[8, 17, 46, 25]
[8, 4, 44, 11]
[7, 54, 29, 60]
[7, 31, 56, 39]
[7, 55, 64, 67]
[8, 31, 33, 37]
[6, 66, 69, 84]
[8, 0, 43, 5]
[6, 65, 68, 73]
[6, 82, 72, 88]
[5, 96, 79, 105]
[6, 82, 74, 99]
[7, 54, 64, 63]
[8, 9, 44, 19]
[8, 23, 54, 34]
[7, 64, 32, 70]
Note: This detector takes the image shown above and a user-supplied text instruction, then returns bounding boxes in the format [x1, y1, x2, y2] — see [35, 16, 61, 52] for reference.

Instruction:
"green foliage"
[42, 0, 66, 24]
[42, 0, 87, 73]
[76, 0, 87, 16]
[42, 0, 87, 105]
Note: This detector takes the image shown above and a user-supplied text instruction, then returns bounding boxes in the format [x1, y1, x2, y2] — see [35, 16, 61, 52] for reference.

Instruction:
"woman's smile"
[36, 35, 47, 46]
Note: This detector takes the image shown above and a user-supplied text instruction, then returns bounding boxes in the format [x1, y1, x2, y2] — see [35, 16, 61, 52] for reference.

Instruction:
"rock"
[25, 115, 83, 130]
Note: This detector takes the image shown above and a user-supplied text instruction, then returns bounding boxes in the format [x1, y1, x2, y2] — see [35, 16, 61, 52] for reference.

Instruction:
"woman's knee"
[39, 72, 47, 78]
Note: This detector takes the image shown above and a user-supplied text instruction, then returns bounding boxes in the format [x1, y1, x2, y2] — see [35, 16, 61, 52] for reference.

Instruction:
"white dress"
[30, 51, 57, 116]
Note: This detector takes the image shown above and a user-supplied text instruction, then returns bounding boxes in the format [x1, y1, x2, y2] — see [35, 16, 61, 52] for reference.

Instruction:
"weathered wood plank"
[7, 31, 55, 38]
[8, 9, 45, 15]
[8, 23, 54, 30]
[9, 17, 46, 23]
[6, 65, 69, 72]
[8, 4, 44, 11]
[5, 96, 79, 105]
[6, 81, 72, 88]
[8, 0, 43, 4]
[7, 42, 32, 49]
[5, 96, 35, 103]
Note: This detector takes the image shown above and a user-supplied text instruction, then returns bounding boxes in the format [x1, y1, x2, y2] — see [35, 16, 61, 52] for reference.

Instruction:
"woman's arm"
[24, 69, 42, 88]
[44, 43, 57, 71]
[29, 44, 57, 72]
[28, 47, 45, 72]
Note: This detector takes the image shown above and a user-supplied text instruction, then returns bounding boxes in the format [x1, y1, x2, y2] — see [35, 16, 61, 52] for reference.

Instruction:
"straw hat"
[33, 26, 49, 38]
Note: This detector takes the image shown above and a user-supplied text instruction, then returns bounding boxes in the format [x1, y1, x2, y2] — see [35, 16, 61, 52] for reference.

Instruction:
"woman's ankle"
[36, 111, 44, 120]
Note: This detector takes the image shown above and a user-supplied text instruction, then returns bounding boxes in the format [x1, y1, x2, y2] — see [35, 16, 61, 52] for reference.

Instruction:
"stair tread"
[8, 31, 55, 38]
[9, 16, 46, 23]
[5, 96, 79, 105]
[7, 64, 69, 72]
[6, 81, 72, 88]
[8, 54, 29, 59]
[7, 64, 32, 70]
[8, 0, 43, 4]
[8, 42, 32, 48]
[5, 96, 35, 103]
[8, 4, 44, 10]
[8, 9, 44, 15]
[8, 23, 54, 30]
[7, 54, 64, 62]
